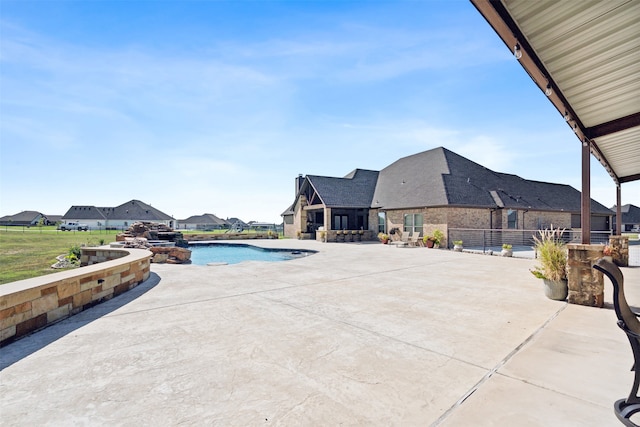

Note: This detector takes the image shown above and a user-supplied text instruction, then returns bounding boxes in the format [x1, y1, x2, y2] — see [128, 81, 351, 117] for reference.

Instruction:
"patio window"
[334, 215, 348, 230]
[507, 210, 517, 229]
[403, 213, 423, 234]
[378, 212, 386, 233]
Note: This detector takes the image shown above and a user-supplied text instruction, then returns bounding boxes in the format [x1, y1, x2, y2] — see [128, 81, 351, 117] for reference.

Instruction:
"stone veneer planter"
[0, 248, 151, 347]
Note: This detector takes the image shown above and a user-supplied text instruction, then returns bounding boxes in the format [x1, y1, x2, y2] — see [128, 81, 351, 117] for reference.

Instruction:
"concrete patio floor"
[1, 240, 639, 426]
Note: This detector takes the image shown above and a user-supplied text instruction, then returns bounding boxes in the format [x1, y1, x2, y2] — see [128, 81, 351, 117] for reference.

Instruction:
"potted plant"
[423, 235, 435, 248]
[530, 226, 568, 301]
[432, 229, 444, 248]
[501, 243, 513, 257]
[378, 232, 389, 244]
[453, 240, 463, 252]
[318, 230, 327, 243]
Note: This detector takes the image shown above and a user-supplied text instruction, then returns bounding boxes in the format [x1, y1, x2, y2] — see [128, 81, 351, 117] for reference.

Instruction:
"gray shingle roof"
[372, 148, 450, 209]
[613, 204, 640, 223]
[307, 169, 379, 208]
[110, 200, 173, 221]
[62, 206, 107, 220]
[372, 147, 611, 213]
[0, 211, 44, 224]
[62, 200, 173, 221]
[285, 147, 611, 216]
[0, 211, 41, 222]
[281, 204, 294, 216]
[180, 213, 229, 225]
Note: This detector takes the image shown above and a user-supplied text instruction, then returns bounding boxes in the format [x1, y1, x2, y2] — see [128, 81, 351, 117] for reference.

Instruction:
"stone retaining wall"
[80, 248, 129, 266]
[318, 230, 375, 242]
[0, 248, 151, 347]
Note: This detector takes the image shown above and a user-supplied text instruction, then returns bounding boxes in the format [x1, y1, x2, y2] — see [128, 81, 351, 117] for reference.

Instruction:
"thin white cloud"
[453, 137, 519, 173]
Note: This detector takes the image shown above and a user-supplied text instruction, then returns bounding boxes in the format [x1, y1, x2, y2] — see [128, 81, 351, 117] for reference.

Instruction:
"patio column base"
[567, 244, 604, 307]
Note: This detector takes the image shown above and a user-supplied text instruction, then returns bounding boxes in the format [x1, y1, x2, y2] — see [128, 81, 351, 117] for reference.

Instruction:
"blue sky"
[1, 0, 638, 223]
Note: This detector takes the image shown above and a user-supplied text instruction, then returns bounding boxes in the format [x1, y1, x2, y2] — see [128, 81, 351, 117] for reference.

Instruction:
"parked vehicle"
[59, 222, 89, 231]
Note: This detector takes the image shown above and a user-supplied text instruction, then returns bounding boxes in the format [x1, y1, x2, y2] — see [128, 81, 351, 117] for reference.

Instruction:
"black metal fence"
[447, 228, 612, 252]
[0, 226, 127, 234]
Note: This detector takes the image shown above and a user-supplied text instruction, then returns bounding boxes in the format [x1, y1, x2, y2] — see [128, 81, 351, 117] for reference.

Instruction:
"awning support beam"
[581, 140, 591, 244]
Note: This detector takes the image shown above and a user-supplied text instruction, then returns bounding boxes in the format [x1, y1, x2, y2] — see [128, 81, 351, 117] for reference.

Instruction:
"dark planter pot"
[543, 279, 568, 301]
[425, 239, 435, 248]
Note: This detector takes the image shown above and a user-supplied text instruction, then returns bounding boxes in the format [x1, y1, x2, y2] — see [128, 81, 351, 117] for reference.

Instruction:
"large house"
[612, 204, 640, 233]
[0, 211, 54, 227]
[282, 147, 612, 243]
[61, 199, 175, 230]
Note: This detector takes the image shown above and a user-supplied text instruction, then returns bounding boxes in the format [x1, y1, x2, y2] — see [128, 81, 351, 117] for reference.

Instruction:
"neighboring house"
[612, 204, 640, 232]
[247, 221, 282, 232]
[282, 147, 612, 241]
[177, 214, 230, 230]
[0, 211, 50, 226]
[61, 200, 175, 230]
[226, 218, 248, 231]
[45, 215, 63, 225]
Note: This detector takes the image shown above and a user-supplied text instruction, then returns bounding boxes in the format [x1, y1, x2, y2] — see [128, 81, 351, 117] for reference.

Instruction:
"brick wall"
[376, 206, 572, 231]
[0, 248, 151, 347]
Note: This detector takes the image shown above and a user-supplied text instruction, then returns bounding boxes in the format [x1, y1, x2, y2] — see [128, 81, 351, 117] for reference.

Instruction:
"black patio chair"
[594, 258, 640, 426]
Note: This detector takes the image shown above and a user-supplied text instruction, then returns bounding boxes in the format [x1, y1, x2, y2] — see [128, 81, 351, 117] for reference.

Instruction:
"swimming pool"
[189, 243, 315, 265]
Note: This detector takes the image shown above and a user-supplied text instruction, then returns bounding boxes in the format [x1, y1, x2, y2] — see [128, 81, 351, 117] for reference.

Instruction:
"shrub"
[432, 229, 444, 245]
[531, 226, 567, 281]
[67, 245, 81, 260]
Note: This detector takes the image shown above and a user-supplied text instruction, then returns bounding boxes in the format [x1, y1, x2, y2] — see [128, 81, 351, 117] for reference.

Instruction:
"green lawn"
[0, 227, 120, 285]
[0, 226, 281, 285]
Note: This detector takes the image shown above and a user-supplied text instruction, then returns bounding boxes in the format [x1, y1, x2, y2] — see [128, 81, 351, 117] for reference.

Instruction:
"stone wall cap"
[567, 243, 605, 250]
[0, 248, 151, 297]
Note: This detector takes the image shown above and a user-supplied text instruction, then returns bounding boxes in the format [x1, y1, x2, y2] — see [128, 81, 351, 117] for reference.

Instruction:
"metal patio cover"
[471, 0, 640, 185]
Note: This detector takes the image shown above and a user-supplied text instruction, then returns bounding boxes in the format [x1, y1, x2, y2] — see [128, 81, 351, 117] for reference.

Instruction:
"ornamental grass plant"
[531, 225, 568, 282]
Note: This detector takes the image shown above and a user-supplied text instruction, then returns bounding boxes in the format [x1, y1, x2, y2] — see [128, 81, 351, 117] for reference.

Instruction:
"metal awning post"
[616, 186, 622, 236]
[581, 140, 591, 244]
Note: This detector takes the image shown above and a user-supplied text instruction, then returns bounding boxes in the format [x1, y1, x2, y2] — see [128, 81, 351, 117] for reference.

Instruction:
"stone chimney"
[295, 174, 304, 195]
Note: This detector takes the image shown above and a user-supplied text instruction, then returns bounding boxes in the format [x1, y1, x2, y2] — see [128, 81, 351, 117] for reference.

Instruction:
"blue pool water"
[189, 243, 314, 265]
